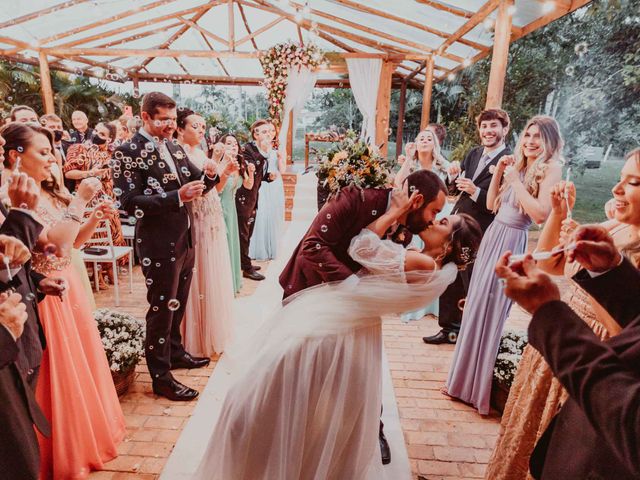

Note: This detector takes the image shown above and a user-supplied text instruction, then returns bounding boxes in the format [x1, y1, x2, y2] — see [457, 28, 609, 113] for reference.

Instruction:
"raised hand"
[247, 163, 256, 176]
[0, 234, 31, 268]
[550, 180, 576, 216]
[497, 154, 515, 173]
[448, 161, 461, 178]
[390, 187, 419, 215]
[7, 171, 39, 211]
[211, 142, 225, 162]
[0, 292, 28, 339]
[91, 198, 116, 219]
[559, 217, 579, 246]
[76, 177, 102, 203]
[566, 224, 622, 273]
[178, 180, 206, 203]
[404, 142, 417, 161]
[455, 177, 477, 196]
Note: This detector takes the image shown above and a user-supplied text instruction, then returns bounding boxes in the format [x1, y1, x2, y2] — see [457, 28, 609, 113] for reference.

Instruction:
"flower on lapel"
[164, 173, 177, 182]
[489, 165, 496, 175]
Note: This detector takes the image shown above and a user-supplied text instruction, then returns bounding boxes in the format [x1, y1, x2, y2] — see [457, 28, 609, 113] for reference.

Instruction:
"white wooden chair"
[81, 217, 133, 306]
[121, 224, 135, 247]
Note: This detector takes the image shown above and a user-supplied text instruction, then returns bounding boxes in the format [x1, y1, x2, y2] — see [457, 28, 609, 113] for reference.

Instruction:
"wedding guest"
[126, 116, 142, 136]
[64, 122, 127, 287]
[495, 225, 640, 479]
[176, 108, 236, 356]
[424, 108, 512, 345]
[444, 115, 563, 415]
[219, 134, 255, 294]
[428, 123, 447, 150]
[487, 148, 640, 479]
[113, 92, 219, 401]
[237, 119, 273, 281]
[68, 110, 93, 146]
[249, 121, 285, 261]
[394, 128, 452, 321]
[10, 105, 38, 124]
[1, 122, 126, 479]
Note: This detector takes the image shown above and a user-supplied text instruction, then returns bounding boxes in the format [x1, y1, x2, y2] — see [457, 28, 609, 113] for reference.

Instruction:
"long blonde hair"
[494, 115, 564, 212]
[412, 128, 448, 176]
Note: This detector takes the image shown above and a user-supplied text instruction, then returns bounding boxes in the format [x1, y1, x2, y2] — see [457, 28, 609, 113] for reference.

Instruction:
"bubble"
[326, 213, 332, 220]
[95, 210, 104, 219]
[17, 146, 23, 153]
[43, 243, 57, 256]
[315, 243, 321, 250]
[113, 187, 123, 196]
[320, 224, 328, 233]
[128, 217, 136, 225]
[152, 306, 158, 312]
[155, 262, 161, 267]
[565, 66, 575, 77]
[146, 278, 153, 285]
[25, 293, 36, 302]
[159, 295, 165, 300]
[134, 209, 144, 219]
[144, 188, 152, 195]
[371, 210, 377, 215]
[158, 338, 165, 344]
[142, 258, 151, 266]
[167, 299, 180, 311]
[574, 41, 588, 57]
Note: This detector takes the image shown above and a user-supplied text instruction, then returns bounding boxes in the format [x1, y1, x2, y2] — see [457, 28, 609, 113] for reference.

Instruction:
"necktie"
[472, 154, 490, 181]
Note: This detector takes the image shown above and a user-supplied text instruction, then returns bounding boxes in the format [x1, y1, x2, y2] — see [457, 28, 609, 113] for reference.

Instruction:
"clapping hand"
[0, 292, 28, 339]
[566, 224, 622, 273]
[7, 171, 39, 211]
[550, 181, 576, 217]
[76, 177, 102, 203]
[495, 252, 561, 314]
[0, 234, 31, 269]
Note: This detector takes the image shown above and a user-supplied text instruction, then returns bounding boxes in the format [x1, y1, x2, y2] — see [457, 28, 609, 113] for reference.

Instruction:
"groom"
[280, 169, 447, 464]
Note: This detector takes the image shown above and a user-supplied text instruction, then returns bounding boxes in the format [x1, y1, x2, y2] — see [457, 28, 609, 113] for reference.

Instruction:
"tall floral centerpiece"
[259, 41, 326, 129]
[315, 131, 394, 210]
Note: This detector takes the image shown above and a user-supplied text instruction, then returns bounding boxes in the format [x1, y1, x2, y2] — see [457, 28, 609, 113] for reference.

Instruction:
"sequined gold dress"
[485, 223, 630, 479]
[33, 198, 125, 479]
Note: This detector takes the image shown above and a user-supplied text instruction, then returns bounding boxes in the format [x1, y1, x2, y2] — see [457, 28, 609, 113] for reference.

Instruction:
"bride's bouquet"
[316, 131, 393, 204]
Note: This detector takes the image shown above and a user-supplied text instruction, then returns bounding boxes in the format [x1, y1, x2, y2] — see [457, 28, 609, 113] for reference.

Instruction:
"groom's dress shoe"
[252, 265, 262, 271]
[243, 269, 265, 281]
[171, 353, 210, 370]
[380, 430, 391, 465]
[423, 330, 457, 345]
[152, 377, 199, 401]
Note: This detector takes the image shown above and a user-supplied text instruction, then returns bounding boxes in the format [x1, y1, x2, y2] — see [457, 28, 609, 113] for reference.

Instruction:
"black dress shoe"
[252, 265, 262, 271]
[152, 377, 199, 401]
[243, 269, 265, 281]
[423, 330, 457, 345]
[171, 352, 211, 369]
[380, 430, 391, 465]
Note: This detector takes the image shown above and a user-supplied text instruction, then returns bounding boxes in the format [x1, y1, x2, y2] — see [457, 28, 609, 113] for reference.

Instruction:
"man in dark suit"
[280, 169, 447, 465]
[496, 224, 640, 479]
[114, 92, 220, 401]
[236, 119, 273, 281]
[424, 108, 512, 345]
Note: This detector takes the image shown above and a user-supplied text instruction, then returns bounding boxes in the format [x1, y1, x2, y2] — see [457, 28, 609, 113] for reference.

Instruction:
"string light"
[462, 58, 471, 67]
[507, 4, 517, 15]
[542, 1, 555, 13]
[447, 72, 456, 81]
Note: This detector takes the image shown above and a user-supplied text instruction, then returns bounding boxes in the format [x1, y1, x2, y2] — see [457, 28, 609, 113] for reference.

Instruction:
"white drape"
[278, 66, 318, 158]
[346, 58, 382, 143]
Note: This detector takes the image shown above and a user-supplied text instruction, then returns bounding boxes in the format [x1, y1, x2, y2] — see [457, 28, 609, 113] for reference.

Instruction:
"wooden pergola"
[0, 0, 591, 157]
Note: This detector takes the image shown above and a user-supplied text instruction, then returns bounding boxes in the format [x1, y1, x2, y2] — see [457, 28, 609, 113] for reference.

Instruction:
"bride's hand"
[390, 188, 418, 215]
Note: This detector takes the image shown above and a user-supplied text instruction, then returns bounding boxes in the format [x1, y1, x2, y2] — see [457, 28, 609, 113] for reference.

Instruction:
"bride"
[193, 191, 482, 480]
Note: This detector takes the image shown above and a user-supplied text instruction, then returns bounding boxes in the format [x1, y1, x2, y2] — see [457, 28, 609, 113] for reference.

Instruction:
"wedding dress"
[193, 229, 457, 480]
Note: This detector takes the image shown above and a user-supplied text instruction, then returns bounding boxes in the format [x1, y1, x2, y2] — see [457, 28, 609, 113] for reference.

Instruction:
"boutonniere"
[489, 165, 496, 175]
[164, 173, 177, 182]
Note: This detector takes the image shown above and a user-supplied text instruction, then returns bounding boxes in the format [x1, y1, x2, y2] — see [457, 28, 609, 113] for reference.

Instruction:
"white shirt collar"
[482, 143, 506, 160]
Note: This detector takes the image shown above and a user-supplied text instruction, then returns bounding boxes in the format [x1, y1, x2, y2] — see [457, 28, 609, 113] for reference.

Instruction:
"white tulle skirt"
[193, 265, 457, 480]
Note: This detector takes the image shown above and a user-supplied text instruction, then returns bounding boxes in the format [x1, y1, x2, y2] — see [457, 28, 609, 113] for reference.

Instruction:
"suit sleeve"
[0, 210, 43, 251]
[300, 190, 358, 282]
[573, 258, 640, 328]
[446, 148, 475, 196]
[114, 145, 181, 217]
[0, 326, 18, 369]
[529, 300, 640, 477]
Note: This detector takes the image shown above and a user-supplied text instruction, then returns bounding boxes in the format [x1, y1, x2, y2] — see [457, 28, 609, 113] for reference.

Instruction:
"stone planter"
[111, 366, 136, 397]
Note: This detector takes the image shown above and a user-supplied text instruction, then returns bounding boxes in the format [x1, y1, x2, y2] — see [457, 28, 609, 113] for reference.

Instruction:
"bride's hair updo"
[441, 213, 482, 270]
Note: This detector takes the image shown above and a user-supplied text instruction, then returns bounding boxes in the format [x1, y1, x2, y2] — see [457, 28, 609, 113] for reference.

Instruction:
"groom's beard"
[405, 209, 432, 234]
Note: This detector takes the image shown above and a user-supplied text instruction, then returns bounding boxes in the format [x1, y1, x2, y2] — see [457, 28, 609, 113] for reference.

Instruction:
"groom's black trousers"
[141, 246, 195, 381]
[437, 264, 473, 334]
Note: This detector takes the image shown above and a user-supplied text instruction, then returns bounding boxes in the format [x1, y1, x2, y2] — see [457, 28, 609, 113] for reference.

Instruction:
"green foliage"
[308, 88, 362, 131]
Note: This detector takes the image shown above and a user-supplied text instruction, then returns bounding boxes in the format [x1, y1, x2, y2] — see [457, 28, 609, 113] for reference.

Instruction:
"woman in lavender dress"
[444, 116, 563, 415]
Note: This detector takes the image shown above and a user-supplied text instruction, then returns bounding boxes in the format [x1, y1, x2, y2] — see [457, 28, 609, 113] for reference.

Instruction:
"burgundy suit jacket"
[280, 187, 393, 299]
[528, 258, 640, 479]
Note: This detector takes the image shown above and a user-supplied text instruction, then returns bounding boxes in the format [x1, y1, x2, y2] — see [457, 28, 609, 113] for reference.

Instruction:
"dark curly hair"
[219, 133, 247, 177]
[441, 213, 483, 270]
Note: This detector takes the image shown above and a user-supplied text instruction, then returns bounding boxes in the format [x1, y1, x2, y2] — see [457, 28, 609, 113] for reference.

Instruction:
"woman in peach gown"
[176, 109, 236, 356]
[486, 149, 640, 479]
[1, 123, 125, 479]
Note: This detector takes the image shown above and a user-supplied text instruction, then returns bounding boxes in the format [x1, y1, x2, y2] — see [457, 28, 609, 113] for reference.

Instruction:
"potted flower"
[315, 131, 394, 210]
[492, 328, 528, 413]
[94, 308, 146, 396]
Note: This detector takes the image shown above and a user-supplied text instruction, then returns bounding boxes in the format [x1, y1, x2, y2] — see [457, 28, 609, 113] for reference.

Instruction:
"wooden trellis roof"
[0, 0, 591, 88]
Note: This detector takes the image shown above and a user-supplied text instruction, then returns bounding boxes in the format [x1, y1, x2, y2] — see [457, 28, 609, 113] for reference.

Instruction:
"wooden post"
[304, 133, 310, 170]
[228, 0, 235, 52]
[485, 0, 513, 108]
[395, 79, 407, 158]
[375, 60, 395, 158]
[38, 51, 55, 114]
[132, 75, 139, 94]
[286, 110, 294, 164]
[420, 56, 434, 130]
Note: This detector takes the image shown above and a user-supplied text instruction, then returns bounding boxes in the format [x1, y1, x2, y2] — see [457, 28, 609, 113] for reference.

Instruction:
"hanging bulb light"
[542, 1, 555, 13]
[483, 17, 494, 31]
[462, 58, 471, 67]
[447, 72, 456, 81]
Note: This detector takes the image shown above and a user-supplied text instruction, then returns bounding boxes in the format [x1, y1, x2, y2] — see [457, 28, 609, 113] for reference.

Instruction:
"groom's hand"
[179, 180, 206, 203]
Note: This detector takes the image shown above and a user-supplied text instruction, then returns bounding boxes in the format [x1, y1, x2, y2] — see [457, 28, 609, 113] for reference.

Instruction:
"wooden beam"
[228, 0, 235, 51]
[396, 79, 407, 158]
[38, 51, 55, 114]
[420, 56, 435, 129]
[0, 0, 91, 30]
[177, 15, 229, 47]
[297, 26, 304, 45]
[375, 60, 395, 156]
[485, 0, 512, 108]
[39, 0, 183, 46]
[197, 31, 231, 76]
[132, 72, 356, 87]
[414, 0, 474, 18]
[174, 57, 190, 75]
[132, 76, 140, 93]
[235, 17, 285, 47]
[329, 0, 488, 52]
[439, 0, 501, 53]
[93, 21, 183, 49]
[237, 2, 259, 50]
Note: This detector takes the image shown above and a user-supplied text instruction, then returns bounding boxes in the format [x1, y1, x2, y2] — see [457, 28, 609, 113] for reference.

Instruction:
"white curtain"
[278, 66, 318, 158]
[346, 58, 382, 144]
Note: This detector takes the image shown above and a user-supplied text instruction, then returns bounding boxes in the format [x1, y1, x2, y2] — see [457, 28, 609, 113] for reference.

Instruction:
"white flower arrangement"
[94, 308, 145, 373]
[493, 328, 528, 388]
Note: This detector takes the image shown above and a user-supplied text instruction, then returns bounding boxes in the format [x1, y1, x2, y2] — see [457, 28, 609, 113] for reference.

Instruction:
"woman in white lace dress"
[176, 109, 236, 356]
[192, 196, 482, 480]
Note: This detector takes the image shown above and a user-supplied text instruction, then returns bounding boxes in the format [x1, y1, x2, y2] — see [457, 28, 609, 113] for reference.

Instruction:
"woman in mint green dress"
[219, 134, 255, 294]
